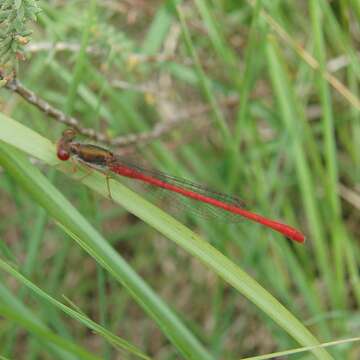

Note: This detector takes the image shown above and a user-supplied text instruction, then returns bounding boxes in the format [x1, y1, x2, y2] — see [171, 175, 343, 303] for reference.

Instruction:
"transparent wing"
[111, 157, 246, 223]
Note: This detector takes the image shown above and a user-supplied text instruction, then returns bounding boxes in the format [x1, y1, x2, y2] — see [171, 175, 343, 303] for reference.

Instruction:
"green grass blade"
[265, 36, 335, 308]
[0, 113, 333, 359]
[0, 259, 151, 360]
[0, 304, 101, 360]
[310, 0, 345, 309]
[176, 4, 231, 143]
[0, 114, 213, 360]
[241, 336, 360, 360]
[0, 282, 93, 360]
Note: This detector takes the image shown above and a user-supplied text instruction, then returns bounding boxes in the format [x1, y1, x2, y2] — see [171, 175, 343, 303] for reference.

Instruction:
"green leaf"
[0, 113, 333, 360]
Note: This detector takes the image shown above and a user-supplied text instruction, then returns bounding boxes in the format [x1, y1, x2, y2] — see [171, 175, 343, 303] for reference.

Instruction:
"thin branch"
[26, 42, 99, 55]
[113, 96, 238, 147]
[3, 77, 110, 143]
[26, 41, 178, 65]
[1, 73, 238, 147]
[2, 71, 326, 148]
[110, 79, 159, 93]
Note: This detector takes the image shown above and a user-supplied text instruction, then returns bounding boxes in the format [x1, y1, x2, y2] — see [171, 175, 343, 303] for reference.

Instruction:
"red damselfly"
[57, 129, 305, 243]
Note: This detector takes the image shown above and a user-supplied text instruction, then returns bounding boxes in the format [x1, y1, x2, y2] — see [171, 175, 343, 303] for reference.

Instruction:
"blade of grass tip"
[62, 295, 87, 316]
[0, 115, 214, 360]
[0, 115, 333, 359]
[0, 258, 152, 360]
[265, 37, 336, 309]
[175, 4, 232, 144]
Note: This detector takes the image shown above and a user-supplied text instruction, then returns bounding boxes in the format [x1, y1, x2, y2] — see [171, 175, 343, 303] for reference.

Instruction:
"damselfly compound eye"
[57, 148, 70, 161]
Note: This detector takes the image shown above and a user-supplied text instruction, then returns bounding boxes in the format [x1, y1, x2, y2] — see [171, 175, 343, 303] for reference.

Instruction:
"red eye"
[57, 148, 70, 161]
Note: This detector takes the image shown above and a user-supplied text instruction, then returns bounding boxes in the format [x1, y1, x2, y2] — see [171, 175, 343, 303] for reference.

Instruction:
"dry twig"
[1, 73, 238, 147]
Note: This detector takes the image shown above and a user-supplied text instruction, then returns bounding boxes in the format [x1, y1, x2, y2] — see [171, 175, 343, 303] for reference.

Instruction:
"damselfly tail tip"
[289, 232, 305, 244]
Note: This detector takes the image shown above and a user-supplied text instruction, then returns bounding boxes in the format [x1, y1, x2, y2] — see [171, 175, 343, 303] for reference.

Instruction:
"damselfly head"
[57, 128, 77, 161]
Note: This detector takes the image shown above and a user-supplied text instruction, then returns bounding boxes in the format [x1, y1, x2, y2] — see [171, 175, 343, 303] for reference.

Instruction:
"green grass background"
[0, 1, 359, 359]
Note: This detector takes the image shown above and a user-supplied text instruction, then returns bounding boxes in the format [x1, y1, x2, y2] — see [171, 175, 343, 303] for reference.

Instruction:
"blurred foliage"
[0, 0, 41, 73]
